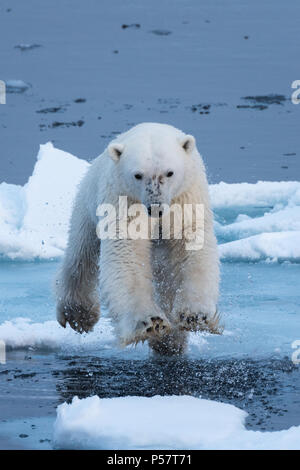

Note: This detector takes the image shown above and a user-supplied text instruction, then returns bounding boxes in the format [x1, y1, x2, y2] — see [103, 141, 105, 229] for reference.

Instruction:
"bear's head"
[107, 123, 196, 216]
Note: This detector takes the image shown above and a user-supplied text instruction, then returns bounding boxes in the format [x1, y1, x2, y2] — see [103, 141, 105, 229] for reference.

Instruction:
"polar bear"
[56, 123, 220, 354]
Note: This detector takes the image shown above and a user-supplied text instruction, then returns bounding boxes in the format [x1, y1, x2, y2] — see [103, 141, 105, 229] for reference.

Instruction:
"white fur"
[56, 123, 220, 354]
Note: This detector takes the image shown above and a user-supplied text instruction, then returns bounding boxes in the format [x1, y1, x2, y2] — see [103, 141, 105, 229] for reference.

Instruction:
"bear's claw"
[57, 302, 100, 334]
[146, 316, 168, 333]
[125, 314, 171, 346]
[177, 310, 222, 334]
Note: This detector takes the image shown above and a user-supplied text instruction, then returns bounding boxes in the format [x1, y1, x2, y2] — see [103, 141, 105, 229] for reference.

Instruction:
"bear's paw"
[176, 309, 222, 334]
[124, 314, 171, 346]
[57, 302, 100, 334]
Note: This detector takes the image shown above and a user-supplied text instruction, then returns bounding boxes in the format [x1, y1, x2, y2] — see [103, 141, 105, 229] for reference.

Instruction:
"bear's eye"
[166, 171, 174, 178]
[134, 173, 143, 180]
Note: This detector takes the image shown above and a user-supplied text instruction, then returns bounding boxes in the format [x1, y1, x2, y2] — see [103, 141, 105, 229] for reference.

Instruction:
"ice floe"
[5, 79, 31, 93]
[0, 317, 115, 352]
[0, 143, 299, 262]
[0, 143, 88, 260]
[53, 395, 300, 450]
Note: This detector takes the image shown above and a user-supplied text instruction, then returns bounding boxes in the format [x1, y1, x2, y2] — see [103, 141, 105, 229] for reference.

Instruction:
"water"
[1, 261, 299, 357]
[1, 0, 300, 185]
[0, 261, 299, 448]
[0, 0, 300, 450]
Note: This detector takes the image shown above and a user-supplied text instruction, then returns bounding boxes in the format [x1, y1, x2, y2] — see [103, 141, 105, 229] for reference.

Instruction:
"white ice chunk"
[0, 143, 299, 262]
[53, 395, 300, 450]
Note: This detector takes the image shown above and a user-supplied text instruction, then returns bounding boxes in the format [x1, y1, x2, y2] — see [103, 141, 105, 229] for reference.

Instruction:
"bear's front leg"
[171, 242, 222, 334]
[56, 202, 101, 334]
[100, 239, 171, 346]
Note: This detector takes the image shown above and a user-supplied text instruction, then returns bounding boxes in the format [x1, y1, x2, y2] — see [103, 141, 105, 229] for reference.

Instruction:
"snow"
[0, 143, 88, 260]
[0, 143, 299, 262]
[213, 181, 300, 262]
[0, 317, 115, 352]
[210, 181, 300, 209]
[219, 231, 300, 262]
[53, 395, 300, 450]
[0, 315, 209, 357]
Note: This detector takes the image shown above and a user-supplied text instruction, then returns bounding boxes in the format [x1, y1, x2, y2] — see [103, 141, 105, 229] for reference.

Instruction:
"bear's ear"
[108, 143, 124, 162]
[180, 135, 195, 154]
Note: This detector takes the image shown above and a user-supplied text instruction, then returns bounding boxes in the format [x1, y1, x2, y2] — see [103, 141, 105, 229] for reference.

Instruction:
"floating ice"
[212, 181, 300, 262]
[0, 317, 115, 352]
[219, 231, 300, 262]
[14, 44, 41, 51]
[53, 395, 300, 450]
[210, 180, 300, 209]
[6, 80, 31, 93]
[0, 143, 299, 262]
[0, 143, 88, 260]
[0, 315, 212, 357]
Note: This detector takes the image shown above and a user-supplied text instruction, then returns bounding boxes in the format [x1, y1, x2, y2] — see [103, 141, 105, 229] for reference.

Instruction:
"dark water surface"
[1, 352, 299, 437]
[0, 261, 299, 448]
[1, 0, 300, 184]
